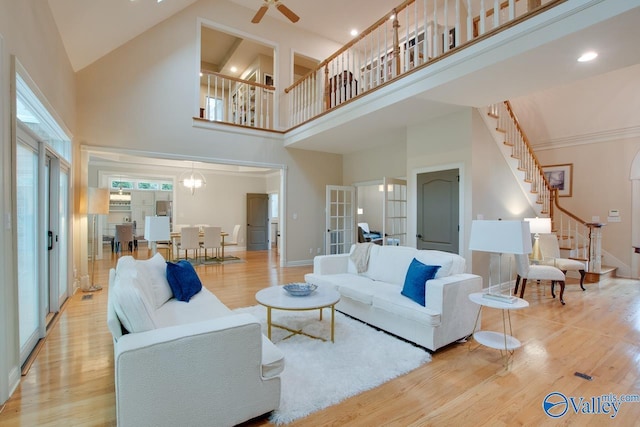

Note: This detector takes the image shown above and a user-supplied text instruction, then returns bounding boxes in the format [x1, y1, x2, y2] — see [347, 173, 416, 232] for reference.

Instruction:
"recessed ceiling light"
[230, 66, 238, 73]
[350, 29, 358, 37]
[578, 51, 598, 62]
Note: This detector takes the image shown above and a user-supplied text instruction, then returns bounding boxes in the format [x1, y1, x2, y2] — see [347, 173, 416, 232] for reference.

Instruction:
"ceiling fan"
[251, 0, 300, 24]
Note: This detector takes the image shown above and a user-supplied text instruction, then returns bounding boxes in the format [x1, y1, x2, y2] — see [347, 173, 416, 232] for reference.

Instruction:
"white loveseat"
[304, 244, 482, 351]
[106, 254, 284, 427]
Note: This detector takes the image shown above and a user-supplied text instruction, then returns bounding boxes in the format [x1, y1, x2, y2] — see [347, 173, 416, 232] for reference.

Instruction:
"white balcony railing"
[199, 71, 276, 130]
[285, 0, 558, 128]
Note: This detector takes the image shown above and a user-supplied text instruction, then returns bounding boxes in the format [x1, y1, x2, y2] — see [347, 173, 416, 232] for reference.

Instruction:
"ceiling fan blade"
[251, 5, 269, 24]
[276, 3, 300, 23]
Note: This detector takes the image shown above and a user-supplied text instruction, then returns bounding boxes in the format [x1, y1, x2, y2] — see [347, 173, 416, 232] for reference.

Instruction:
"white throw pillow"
[112, 269, 157, 333]
[137, 253, 173, 309]
[366, 246, 416, 285]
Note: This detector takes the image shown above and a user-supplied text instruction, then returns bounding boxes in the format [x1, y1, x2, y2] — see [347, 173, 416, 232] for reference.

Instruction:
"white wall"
[0, 0, 77, 405]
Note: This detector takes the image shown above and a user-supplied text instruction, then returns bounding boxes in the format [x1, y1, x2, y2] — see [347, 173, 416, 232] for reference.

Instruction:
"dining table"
[169, 230, 229, 261]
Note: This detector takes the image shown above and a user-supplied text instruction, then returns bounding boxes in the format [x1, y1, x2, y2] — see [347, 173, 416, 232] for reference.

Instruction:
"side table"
[469, 292, 529, 369]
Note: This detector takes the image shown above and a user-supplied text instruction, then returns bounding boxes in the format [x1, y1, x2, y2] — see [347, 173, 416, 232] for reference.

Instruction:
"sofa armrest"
[425, 274, 483, 346]
[313, 253, 350, 275]
[114, 313, 282, 427]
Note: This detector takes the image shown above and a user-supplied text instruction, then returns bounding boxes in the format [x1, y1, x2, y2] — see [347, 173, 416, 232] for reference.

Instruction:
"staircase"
[479, 101, 615, 282]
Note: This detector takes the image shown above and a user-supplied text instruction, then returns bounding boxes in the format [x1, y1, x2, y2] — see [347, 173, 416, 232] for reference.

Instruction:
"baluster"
[433, 0, 438, 56]
[493, 0, 500, 29]
[423, 0, 428, 62]
[444, 0, 449, 53]
[508, 0, 515, 20]
[455, 0, 460, 48]
[467, 0, 473, 42]
[480, 0, 486, 36]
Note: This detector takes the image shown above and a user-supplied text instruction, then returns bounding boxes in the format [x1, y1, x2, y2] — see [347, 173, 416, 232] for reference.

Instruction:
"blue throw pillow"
[165, 260, 203, 302]
[401, 258, 441, 306]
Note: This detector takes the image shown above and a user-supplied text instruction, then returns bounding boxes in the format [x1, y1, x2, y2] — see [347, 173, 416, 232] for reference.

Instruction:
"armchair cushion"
[401, 258, 441, 306]
[166, 260, 203, 302]
[138, 253, 173, 308]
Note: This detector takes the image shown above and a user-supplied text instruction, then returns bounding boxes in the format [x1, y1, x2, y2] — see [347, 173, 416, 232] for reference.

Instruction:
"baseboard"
[285, 259, 313, 267]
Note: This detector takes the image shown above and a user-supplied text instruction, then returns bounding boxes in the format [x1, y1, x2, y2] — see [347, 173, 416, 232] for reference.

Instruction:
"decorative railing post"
[587, 223, 605, 273]
[324, 64, 330, 112]
[392, 9, 401, 78]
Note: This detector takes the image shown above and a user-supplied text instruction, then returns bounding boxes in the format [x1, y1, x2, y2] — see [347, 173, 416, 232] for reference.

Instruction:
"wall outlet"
[317, 248, 321, 254]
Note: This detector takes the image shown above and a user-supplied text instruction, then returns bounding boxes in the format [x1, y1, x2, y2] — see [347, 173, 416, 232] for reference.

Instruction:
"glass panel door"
[383, 177, 407, 246]
[17, 130, 40, 365]
[325, 186, 355, 255]
[57, 167, 69, 306]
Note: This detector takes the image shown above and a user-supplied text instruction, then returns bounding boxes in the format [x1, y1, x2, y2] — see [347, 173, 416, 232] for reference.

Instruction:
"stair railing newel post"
[323, 64, 330, 112]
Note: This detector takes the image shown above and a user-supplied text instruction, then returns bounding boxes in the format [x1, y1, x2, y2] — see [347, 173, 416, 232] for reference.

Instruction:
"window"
[270, 193, 279, 218]
[206, 96, 224, 121]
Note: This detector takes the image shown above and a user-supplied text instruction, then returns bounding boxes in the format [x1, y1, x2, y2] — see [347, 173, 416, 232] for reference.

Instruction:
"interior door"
[246, 193, 269, 250]
[417, 169, 459, 253]
[383, 177, 407, 246]
[325, 186, 355, 255]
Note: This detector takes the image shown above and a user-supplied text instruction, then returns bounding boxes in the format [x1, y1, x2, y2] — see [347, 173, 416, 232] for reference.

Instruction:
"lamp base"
[83, 284, 103, 292]
[482, 292, 518, 304]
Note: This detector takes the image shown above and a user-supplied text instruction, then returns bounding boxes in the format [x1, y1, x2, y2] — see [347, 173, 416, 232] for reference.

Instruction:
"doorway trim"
[83, 145, 288, 267]
[630, 149, 640, 278]
[410, 162, 466, 253]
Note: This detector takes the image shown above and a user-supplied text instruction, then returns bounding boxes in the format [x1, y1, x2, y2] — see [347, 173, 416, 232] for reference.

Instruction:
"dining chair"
[201, 226, 222, 260]
[223, 224, 241, 247]
[178, 226, 200, 262]
[114, 224, 134, 255]
[538, 233, 587, 290]
[513, 253, 567, 305]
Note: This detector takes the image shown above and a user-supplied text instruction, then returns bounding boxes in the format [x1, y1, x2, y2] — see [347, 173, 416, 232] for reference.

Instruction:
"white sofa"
[304, 244, 482, 351]
[106, 254, 284, 427]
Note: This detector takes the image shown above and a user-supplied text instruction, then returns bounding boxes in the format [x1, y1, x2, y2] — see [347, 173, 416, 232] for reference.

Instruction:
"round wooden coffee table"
[255, 285, 340, 342]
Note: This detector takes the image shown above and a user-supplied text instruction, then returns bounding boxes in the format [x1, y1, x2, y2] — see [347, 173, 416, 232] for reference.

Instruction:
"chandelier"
[179, 163, 206, 195]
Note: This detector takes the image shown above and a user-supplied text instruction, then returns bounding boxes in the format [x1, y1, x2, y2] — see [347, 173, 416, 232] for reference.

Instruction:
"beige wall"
[536, 137, 640, 275]
[0, 0, 77, 405]
[76, 0, 343, 265]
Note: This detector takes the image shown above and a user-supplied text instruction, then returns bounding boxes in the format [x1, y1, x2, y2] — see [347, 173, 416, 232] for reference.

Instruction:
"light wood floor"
[1, 249, 639, 426]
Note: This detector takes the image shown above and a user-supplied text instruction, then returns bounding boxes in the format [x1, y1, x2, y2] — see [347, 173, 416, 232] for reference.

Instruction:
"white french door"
[325, 186, 356, 255]
[382, 177, 407, 246]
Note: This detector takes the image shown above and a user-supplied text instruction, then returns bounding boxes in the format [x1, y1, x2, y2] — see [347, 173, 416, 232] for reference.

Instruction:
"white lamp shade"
[87, 188, 110, 215]
[469, 220, 532, 254]
[144, 216, 170, 242]
[525, 217, 552, 234]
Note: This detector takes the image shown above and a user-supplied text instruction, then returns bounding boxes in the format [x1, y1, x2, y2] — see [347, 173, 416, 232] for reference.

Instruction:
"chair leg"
[579, 270, 586, 291]
[551, 281, 556, 298]
[558, 280, 565, 305]
[514, 275, 521, 294]
[519, 278, 528, 299]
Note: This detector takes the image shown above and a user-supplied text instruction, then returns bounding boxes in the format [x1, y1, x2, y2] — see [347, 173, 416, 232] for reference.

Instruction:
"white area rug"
[235, 305, 431, 425]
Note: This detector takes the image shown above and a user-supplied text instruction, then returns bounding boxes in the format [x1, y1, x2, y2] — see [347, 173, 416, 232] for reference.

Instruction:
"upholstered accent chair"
[538, 233, 587, 290]
[514, 253, 567, 305]
[201, 226, 222, 260]
[178, 226, 200, 261]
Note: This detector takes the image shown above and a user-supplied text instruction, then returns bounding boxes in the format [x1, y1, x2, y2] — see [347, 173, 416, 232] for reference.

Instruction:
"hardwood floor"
[1, 249, 639, 426]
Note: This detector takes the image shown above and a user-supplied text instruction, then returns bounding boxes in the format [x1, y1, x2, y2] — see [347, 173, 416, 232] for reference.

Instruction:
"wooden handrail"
[503, 100, 551, 189]
[550, 189, 590, 226]
[202, 70, 275, 91]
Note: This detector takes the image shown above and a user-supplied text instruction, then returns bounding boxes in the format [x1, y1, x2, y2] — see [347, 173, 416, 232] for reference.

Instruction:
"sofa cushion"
[401, 259, 440, 306]
[372, 289, 441, 327]
[112, 268, 157, 333]
[137, 253, 173, 309]
[261, 336, 285, 378]
[415, 250, 466, 277]
[365, 245, 417, 285]
[166, 260, 203, 302]
[153, 287, 233, 328]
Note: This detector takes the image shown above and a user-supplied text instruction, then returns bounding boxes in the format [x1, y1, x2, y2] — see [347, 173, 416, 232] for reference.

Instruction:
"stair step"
[496, 127, 506, 133]
[488, 112, 498, 119]
[585, 266, 616, 283]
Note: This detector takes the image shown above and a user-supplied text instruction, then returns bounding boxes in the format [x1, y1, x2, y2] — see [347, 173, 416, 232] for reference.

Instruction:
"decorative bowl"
[283, 283, 317, 297]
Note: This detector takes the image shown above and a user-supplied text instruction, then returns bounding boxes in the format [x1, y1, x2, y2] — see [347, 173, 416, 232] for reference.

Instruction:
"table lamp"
[469, 220, 532, 303]
[524, 217, 552, 262]
[87, 188, 110, 292]
[144, 216, 170, 255]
